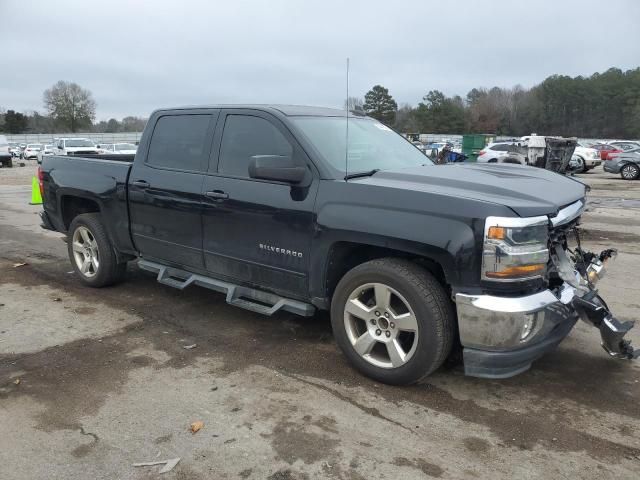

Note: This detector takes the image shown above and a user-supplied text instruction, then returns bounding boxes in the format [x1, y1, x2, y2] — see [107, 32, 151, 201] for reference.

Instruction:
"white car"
[477, 142, 522, 164]
[36, 144, 55, 164]
[8, 143, 21, 157]
[97, 142, 138, 155]
[572, 142, 601, 172]
[55, 138, 100, 156]
[23, 144, 43, 160]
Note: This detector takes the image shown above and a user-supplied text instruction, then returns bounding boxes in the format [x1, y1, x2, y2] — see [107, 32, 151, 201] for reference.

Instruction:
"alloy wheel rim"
[72, 226, 100, 278]
[622, 165, 638, 179]
[343, 282, 419, 369]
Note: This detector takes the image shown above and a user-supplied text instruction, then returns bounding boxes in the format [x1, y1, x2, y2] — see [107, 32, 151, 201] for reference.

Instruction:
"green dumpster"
[462, 134, 495, 162]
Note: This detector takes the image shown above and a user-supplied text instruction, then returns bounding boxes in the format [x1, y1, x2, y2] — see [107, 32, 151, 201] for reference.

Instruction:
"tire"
[576, 157, 587, 173]
[67, 213, 127, 287]
[330, 258, 454, 385]
[620, 163, 640, 181]
[488, 158, 497, 163]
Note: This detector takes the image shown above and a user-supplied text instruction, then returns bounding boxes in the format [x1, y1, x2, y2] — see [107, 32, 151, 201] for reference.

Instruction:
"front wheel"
[621, 163, 640, 180]
[331, 258, 454, 385]
[68, 213, 127, 287]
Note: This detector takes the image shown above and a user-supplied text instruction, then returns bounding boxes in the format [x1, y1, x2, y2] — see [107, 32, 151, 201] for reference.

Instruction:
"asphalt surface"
[1, 163, 639, 479]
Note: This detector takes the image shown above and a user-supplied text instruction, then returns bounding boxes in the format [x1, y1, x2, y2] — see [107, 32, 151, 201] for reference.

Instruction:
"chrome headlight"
[482, 216, 549, 281]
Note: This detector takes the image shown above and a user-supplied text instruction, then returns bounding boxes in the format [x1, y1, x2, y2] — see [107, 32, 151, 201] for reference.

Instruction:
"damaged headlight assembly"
[482, 216, 549, 282]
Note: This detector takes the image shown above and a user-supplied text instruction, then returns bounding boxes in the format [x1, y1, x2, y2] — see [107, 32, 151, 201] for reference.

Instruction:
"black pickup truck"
[39, 105, 637, 384]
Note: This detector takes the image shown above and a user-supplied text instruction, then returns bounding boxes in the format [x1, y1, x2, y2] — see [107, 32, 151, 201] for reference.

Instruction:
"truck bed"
[40, 154, 135, 255]
[66, 152, 136, 162]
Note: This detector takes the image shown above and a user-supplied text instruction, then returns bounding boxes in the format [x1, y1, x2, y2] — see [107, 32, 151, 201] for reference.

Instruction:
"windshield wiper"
[344, 169, 380, 180]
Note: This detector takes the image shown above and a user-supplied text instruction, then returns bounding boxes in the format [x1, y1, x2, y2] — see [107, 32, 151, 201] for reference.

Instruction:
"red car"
[590, 143, 622, 160]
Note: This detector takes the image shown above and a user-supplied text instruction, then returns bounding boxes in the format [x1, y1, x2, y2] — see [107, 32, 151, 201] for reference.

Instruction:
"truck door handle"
[133, 180, 150, 188]
[205, 190, 228, 199]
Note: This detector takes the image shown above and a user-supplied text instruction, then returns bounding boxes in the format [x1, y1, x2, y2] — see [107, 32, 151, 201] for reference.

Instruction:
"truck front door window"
[218, 115, 293, 177]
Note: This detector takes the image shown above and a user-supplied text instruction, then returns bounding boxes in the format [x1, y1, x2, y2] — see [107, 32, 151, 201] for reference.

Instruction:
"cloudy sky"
[2, 0, 639, 120]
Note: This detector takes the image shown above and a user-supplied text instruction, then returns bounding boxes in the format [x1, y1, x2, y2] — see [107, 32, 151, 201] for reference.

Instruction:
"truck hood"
[356, 163, 587, 217]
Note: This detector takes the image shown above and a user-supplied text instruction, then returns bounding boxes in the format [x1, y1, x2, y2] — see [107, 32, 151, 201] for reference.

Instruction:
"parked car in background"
[96, 143, 114, 154]
[36, 144, 55, 164]
[55, 138, 100, 156]
[572, 142, 601, 172]
[8, 143, 21, 157]
[23, 144, 43, 160]
[610, 141, 640, 152]
[604, 151, 640, 180]
[16, 144, 27, 158]
[591, 143, 622, 160]
[477, 142, 520, 163]
[97, 142, 138, 154]
[607, 146, 640, 162]
[0, 135, 13, 168]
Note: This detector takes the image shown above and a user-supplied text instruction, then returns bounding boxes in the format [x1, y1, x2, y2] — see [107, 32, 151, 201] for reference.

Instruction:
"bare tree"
[43, 81, 96, 132]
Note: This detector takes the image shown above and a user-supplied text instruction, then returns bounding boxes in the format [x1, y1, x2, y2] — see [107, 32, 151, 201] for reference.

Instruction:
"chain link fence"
[4, 132, 143, 145]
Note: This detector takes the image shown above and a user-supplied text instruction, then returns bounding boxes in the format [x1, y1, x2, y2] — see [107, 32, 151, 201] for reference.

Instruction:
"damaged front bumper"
[456, 245, 638, 379]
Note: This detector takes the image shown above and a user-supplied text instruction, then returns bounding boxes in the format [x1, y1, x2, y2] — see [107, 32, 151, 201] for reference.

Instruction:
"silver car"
[603, 150, 640, 180]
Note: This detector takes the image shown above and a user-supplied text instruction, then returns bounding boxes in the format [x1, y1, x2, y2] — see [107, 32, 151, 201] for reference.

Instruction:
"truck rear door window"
[147, 115, 211, 171]
[218, 115, 292, 178]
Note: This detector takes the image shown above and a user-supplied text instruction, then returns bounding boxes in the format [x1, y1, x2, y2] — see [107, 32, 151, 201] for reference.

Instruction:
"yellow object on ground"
[29, 176, 42, 205]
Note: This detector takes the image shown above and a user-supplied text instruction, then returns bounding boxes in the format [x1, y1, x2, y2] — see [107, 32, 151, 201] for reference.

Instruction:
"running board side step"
[137, 259, 315, 317]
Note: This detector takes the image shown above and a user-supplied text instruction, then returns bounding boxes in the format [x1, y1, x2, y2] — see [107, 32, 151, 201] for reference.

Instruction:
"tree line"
[360, 67, 640, 139]
[2, 68, 639, 138]
[0, 80, 147, 134]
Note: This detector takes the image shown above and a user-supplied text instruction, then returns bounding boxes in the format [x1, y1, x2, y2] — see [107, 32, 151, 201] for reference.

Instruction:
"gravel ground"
[0, 159, 39, 185]
[0, 164, 639, 479]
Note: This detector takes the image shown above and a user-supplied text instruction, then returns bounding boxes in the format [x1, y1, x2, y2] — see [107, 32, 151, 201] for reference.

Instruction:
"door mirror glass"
[248, 155, 306, 184]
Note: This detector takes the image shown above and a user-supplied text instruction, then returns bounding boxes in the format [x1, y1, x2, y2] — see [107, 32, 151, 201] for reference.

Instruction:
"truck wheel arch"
[61, 195, 101, 230]
[321, 241, 451, 305]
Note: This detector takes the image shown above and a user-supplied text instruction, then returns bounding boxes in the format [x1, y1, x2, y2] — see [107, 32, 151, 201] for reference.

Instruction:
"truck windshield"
[66, 139, 95, 147]
[291, 116, 432, 175]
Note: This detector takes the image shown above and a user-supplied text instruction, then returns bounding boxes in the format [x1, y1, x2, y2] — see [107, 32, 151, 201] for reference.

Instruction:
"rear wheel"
[68, 213, 127, 287]
[621, 163, 640, 180]
[331, 258, 454, 385]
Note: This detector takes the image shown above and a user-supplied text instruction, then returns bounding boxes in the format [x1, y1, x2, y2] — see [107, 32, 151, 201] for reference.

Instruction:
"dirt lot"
[1, 163, 639, 479]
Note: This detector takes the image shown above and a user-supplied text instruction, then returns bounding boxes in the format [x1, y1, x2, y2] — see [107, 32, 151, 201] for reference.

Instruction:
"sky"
[1, 0, 639, 121]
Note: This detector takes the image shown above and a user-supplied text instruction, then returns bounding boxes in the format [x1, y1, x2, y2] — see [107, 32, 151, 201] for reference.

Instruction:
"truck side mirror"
[248, 155, 307, 185]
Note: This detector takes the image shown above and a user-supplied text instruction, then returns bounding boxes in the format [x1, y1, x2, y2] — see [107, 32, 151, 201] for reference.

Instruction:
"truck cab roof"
[153, 104, 362, 118]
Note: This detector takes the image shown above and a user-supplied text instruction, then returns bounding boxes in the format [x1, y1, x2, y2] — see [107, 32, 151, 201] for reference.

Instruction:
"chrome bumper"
[456, 282, 577, 351]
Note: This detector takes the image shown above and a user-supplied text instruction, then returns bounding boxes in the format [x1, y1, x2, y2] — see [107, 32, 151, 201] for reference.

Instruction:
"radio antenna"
[345, 57, 350, 182]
